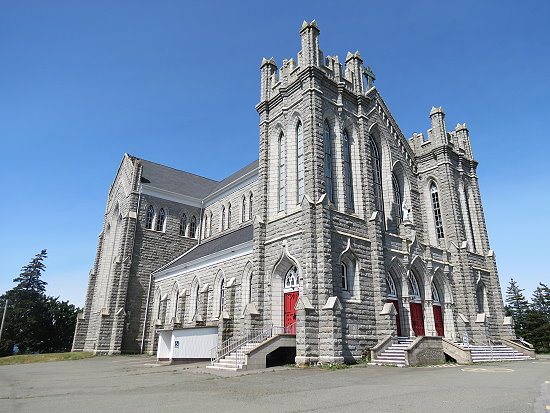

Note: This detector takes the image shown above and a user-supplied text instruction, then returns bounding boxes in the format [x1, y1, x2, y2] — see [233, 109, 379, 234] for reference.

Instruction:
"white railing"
[210, 323, 296, 369]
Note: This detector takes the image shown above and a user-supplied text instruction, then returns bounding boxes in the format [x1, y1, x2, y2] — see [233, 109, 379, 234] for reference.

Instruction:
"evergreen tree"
[532, 283, 550, 316]
[0, 250, 78, 356]
[505, 278, 530, 336]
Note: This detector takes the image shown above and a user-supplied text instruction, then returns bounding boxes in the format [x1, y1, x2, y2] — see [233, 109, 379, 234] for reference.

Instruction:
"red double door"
[388, 299, 402, 337]
[433, 305, 444, 336]
[409, 302, 425, 336]
[284, 291, 299, 334]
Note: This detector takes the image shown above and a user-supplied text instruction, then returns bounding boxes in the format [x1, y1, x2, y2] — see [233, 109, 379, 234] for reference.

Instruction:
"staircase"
[456, 342, 533, 363]
[369, 337, 414, 367]
[207, 324, 296, 371]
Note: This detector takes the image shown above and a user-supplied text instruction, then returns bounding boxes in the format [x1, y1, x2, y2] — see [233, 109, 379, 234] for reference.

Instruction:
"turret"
[429, 106, 448, 145]
[298, 20, 322, 67]
[455, 123, 473, 159]
[345, 51, 364, 94]
[260, 57, 277, 102]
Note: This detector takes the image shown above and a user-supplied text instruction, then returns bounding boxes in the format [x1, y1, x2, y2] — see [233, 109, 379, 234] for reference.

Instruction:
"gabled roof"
[155, 224, 254, 275]
[137, 158, 258, 201]
[140, 159, 219, 199]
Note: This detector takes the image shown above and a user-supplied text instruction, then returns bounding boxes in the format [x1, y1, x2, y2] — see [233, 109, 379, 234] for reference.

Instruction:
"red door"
[433, 305, 444, 336]
[410, 302, 425, 336]
[388, 299, 402, 337]
[284, 291, 299, 334]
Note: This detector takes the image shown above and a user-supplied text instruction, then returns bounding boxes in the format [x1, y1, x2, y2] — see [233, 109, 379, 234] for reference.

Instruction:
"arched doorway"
[283, 266, 299, 334]
[408, 271, 425, 336]
[386, 271, 402, 336]
[431, 281, 444, 336]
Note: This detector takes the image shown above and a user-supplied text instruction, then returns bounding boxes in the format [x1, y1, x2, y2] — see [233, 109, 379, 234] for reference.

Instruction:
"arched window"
[249, 194, 253, 220]
[476, 282, 486, 314]
[248, 272, 253, 304]
[190, 216, 197, 238]
[221, 206, 226, 230]
[431, 282, 441, 303]
[173, 288, 180, 318]
[227, 204, 232, 229]
[392, 173, 403, 226]
[156, 290, 162, 321]
[209, 212, 213, 236]
[296, 121, 305, 203]
[369, 137, 383, 212]
[278, 132, 286, 211]
[343, 129, 354, 209]
[341, 263, 349, 291]
[156, 208, 166, 231]
[219, 279, 225, 314]
[242, 196, 246, 222]
[430, 183, 444, 238]
[386, 273, 398, 297]
[146, 205, 154, 229]
[284, 266, 299, 289]
[179, 213, 187, 236]
[323, 120, 334, 202]
[194, 285, 201, 320]
[408, 273, 421, 300]
[203, 214, 208, 238]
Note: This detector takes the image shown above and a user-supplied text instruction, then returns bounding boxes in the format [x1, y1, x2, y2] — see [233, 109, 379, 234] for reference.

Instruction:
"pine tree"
[532, 283, 550, 316]
[12, 250, 48, 293]
[505, 278, 530, 337]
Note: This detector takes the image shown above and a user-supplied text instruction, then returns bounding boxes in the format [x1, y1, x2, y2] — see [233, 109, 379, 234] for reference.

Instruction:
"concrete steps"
[369, 338, 414, 367]
[207, 343, 259, 371]
[455, 343, 533, 363]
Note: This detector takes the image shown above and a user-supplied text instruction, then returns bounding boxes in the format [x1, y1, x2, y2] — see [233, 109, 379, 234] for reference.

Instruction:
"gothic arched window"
[179, 213, 187, 236]
[156, 208, 166, 232]
[249, 194, 253, 220]
[430, 183, 444, 239]
[408, 273, 421, 300]
[343, 129, 354, 209]
[227, 204, 232, 229]
[221, 206, 226, 230]
[431, 282, 441, 303]
[296, 121, 305, 203]
[190, 216, 197, 238]
[323, 120, 334, 203]
[386, 273, 398, 297]
[146, 205, 154, 229]
[242, 196, 246, 222]
[369, 137, 383, 212]
[476, 282, 486, 314]
[284, 266, 299, 289]
[341, 263, 349, 291]
[203, 214, 208, 238]
[392, 173, 403, 225]
[278, 132, 286, 211]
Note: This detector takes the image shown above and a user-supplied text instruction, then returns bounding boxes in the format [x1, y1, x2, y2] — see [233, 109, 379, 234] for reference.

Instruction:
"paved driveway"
[1, 355, 549, 412]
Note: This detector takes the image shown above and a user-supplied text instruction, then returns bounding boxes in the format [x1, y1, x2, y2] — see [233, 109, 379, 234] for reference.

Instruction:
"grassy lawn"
[0, 352, 94, 366]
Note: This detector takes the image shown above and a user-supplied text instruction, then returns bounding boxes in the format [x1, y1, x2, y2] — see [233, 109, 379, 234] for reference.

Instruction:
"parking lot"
[1, 355, 549, 412]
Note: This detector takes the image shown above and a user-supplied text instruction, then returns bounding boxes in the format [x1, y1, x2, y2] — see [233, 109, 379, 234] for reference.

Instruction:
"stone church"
[73, 21, 525, 367]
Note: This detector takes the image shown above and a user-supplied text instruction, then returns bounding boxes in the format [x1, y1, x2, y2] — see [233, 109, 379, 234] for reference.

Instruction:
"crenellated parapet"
[259, 20, 374, 104]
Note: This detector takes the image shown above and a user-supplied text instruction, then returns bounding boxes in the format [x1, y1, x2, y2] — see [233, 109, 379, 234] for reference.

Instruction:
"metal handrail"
[210, 322, 297, 368]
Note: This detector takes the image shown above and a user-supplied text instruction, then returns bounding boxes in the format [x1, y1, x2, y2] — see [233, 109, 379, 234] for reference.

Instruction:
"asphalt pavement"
[1, 355, 549, 412]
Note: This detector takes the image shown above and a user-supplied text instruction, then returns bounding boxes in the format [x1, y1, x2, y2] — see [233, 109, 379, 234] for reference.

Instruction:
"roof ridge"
[138, 156, 219, 183]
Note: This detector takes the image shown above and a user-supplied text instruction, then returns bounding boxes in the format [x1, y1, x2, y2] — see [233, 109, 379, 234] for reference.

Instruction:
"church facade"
[72, 21, 514, 363]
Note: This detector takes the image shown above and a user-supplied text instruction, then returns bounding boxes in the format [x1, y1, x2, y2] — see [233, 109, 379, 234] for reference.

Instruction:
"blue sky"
[1, 0, 549, 307]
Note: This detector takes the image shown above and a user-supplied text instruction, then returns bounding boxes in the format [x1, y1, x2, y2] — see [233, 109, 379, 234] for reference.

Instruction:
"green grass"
[0, 352, 94, 366]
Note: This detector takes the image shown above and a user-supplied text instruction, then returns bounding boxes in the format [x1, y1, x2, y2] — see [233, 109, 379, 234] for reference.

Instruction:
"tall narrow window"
[323, 120, 334, 202]
[242, 196, 246, 222]
[227, 204, 232, 229]
[190, 216, 197, 238]
[145, 205, 154, 229]
[392, 173, 403, 226]
[179, 213, 187, 236]
[343, 129, 354, 209]
[249, 194, 253, 220]
[221, 206, 226, 230]
[370, 137, 383, 212]
[156, 208, 166, 231]
[203, 214, 208, 238]
[464, 189, 477, 250]
[209, 212, 213, 236]
[296, 121, 305, 203]
[430, 183, 444, 238]
[219, 279, 225, 314]
[173, 289, 179, 318]
[278, 132, 286, 211]
[341, 263, 349, 291]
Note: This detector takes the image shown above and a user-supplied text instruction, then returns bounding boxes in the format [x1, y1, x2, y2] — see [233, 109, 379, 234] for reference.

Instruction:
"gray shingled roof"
[138, 158, 258, 200]
[140, 159, 219, 199]
[156, 225, 254, 274]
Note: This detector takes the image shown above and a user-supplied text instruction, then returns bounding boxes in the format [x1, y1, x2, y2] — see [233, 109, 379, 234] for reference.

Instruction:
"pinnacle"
[430, 106, 445, 116]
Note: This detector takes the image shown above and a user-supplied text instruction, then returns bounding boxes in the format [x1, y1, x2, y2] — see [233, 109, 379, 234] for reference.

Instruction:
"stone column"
[319, 296, 344, 365]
